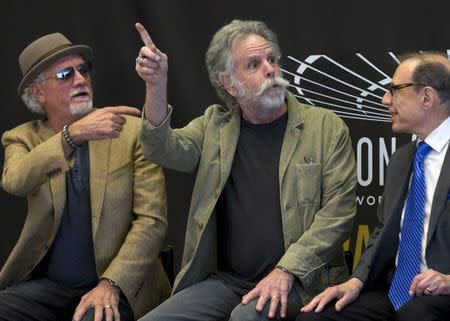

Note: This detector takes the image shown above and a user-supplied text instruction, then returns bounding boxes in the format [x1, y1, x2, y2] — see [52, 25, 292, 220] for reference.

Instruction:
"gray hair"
[205, 19, 281, 107]
[21, 72, 46, 115]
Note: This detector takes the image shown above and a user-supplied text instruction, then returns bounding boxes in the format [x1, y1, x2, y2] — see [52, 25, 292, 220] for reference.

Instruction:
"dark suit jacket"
[353, 141, 450, 289]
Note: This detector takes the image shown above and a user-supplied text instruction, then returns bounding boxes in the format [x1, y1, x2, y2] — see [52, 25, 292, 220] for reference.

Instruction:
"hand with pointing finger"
[135, 23, 168, 87]
[68, 106, 141, 145]
[134, 22, 169, 126]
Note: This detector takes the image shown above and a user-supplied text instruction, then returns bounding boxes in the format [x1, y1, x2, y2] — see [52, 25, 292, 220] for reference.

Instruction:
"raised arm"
[135, 23, 168, 126]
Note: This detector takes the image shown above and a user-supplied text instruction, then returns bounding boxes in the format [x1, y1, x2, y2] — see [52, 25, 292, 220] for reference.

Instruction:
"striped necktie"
[388, 142, 432, 310]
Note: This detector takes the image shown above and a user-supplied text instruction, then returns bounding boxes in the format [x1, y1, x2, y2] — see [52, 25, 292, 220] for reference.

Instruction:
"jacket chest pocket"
[296, 163, 322, 205]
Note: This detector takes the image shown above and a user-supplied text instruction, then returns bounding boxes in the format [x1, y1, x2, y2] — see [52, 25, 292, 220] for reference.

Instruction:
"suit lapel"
[386, 143, 416, 230]
[427, 146, 450, 244]
[366, 143, 416, 285]
[89, 138, 111, 238]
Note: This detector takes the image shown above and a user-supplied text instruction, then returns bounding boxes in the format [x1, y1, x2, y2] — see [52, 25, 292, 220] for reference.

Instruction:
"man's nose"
[264, 60, 276, 78]
[381, 91, 391, 107]
[72, 69, 89, 86]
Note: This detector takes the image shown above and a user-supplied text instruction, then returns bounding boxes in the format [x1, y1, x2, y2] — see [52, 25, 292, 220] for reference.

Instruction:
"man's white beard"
[69, 86, 93, 116]
[234, 75, 289, 110]
[70, 100, 93, 115]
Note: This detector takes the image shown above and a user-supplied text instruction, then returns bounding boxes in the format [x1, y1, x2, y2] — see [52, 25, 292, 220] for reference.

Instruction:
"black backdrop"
[1, 0, 448, 274]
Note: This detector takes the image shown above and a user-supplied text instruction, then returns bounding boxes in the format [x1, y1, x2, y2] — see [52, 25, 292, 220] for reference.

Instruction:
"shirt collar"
[423, 116, 450, 153]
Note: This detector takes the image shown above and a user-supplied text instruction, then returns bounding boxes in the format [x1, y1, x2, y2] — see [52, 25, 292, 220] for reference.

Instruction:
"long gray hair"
[205, 19, 281, 107]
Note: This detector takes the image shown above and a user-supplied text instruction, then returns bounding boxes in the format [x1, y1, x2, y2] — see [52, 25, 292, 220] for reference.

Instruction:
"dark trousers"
[0, 277, 134, 321]
[296, 289, 450, 321]
[139, 274, 303, 321]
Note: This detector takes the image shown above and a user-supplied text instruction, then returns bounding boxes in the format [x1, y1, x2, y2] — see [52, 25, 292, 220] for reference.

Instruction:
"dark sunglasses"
[386, 82, 424, 95]
[44, 61, 94, 81]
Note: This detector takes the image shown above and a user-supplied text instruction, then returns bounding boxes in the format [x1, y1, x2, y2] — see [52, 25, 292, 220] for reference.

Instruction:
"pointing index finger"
[135, 22, 154, 47]
[104, 106, 141, 117]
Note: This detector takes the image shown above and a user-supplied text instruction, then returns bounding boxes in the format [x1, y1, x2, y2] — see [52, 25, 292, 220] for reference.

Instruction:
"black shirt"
[217, 113, 287, 282]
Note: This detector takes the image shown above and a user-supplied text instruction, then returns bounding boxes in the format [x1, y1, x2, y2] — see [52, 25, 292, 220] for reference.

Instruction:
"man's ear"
[422, 86, 437, 109]
[219, 73, 237, 97]
[29, 83, 45, 103]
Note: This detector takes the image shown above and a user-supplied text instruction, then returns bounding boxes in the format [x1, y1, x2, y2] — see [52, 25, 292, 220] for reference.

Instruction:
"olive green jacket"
[140, 92, 356, 304]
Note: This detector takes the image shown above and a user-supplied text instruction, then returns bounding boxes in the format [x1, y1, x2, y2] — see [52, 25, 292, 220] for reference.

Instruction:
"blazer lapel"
[49, 173, 66, 229]
[89, 138, 111, 238]
[37, 120, 67, 229]
[219, 108, 241, 189]
[427, 146, 450, 244]
[279, 94, 303, 181]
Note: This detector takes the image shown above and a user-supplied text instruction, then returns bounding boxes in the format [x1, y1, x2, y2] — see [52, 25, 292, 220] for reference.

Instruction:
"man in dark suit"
[297, 51, 450, 321]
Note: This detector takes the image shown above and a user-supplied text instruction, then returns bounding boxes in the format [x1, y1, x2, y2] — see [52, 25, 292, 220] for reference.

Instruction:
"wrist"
[348, 277, 364, 291]
[62, 124, 79, 149]
[276, 266, 294, 279]
[100, 277, 120, 290]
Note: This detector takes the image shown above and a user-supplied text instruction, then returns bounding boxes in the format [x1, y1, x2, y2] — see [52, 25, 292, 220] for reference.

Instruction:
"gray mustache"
[257, 76, 289, 95]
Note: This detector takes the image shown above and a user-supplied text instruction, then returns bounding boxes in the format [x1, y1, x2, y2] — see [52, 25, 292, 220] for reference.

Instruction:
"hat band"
[26, 43, 73, 75]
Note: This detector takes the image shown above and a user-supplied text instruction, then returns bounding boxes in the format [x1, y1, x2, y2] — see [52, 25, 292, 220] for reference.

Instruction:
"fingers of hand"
[135, 22, 154, 47]
[103, 305, 114, 321]
[139, 46, 160, 62]
[409, 273, 424, 295]
[279, 294, 288, 318]
[256, 295, 269, 312]
[72, 297, 90, 321]
[268, 295, 279, 318]
[414, 271, 441, 296]
[300, 296, 319, 313]
[136, 47, 163, 76]
[111, 305, 120, 321]
[335, 291, 355, 312]
[94, 305, 104, 321]
[103, 106, 141, 117]
[242, 289, 258, 305]
[315, 292, 336, 313]
[103, 304, 120, 321]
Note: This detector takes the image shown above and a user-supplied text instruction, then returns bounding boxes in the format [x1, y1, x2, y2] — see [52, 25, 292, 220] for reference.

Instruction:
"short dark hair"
[401, 51, 450, 105]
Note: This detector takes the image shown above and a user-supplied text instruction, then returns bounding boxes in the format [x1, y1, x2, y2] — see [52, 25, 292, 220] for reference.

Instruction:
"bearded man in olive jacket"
[135, 20, 357, 321]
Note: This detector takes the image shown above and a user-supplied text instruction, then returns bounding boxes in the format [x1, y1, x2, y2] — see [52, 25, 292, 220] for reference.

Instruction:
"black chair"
[344, 250, 353, 275]
[159, 246, 175, 285]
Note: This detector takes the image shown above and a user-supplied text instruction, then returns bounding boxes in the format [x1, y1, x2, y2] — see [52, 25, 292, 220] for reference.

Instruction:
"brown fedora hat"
[18, 33, 92, 95]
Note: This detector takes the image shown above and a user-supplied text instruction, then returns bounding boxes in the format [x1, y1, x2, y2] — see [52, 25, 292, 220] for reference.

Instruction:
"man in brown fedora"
[0, 33, 171, 320]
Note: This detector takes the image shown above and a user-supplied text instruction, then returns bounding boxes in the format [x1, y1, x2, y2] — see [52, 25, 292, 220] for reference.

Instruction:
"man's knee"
[295, 311, 325, 321]
[229, 302, 267, 321]
[396, 297, 444, 321]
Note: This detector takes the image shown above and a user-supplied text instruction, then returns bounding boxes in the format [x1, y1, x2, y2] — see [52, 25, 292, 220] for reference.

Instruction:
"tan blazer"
[1, 114, 171, 318]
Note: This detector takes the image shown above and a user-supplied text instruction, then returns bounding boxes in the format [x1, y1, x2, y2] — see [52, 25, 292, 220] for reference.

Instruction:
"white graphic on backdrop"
[283, 51, 450, 122]
[282, 52, 400, 122]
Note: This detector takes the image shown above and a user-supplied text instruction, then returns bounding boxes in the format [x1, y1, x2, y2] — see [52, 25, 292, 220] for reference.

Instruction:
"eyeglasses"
[42, 61, 93, 82]
[386, 82, 424, 95]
